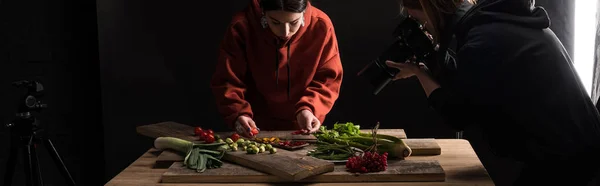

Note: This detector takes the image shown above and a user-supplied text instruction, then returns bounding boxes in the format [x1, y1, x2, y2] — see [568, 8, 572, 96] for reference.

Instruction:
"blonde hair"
[401, 0, 476, 43]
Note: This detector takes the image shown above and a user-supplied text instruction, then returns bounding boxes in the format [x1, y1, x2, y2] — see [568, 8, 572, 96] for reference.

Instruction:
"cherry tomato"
[251, 128, 259, 136]
[205, 135, 215, 143]
[201, 132, 208, 139]
[207, 129, 214, 135]
[231, 133, 240, 142]
[194, 127, 203, 136]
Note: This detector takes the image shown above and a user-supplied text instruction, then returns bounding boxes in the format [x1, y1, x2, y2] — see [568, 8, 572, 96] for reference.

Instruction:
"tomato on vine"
[194, 127, 203, 136]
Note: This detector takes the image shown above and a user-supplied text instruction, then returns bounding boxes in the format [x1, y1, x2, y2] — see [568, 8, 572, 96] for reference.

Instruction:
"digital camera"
[357, 17, 436, 95]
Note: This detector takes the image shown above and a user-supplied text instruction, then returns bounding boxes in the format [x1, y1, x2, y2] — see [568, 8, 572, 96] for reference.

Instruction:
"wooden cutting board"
[161, 159, 445, 183]
[137, 121, 441, 156]
[136, 121, 408, 141]
[154, 138, 441, 169]
[156, 149, 334, 181]
[140, 123, 335, 181]
[221, 148, 334, 181]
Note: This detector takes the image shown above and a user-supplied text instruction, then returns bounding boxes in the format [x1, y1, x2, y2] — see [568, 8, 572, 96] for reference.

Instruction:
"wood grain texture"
[220, 148, 335, 181]
[105, 139, 493, 186]
[161, 159, 445, 183]
[403, 139, 442, 156]
[136, 121, 408, 142]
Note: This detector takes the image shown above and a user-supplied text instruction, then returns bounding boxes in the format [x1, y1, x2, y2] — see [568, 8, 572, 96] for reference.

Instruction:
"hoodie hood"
[456, 0, 551, 35]
[245, 0, 314, 99]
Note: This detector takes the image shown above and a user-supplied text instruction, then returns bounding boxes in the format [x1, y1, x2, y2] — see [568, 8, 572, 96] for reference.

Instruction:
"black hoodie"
[428, 0, 600, 162]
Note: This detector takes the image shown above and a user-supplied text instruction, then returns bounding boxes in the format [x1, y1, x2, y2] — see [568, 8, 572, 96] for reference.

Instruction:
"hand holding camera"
[357, 16, 435, 95]
[385, 58, 430, 81]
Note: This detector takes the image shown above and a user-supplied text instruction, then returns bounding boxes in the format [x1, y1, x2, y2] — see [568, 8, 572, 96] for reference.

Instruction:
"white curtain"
[593, 0, 600, 106]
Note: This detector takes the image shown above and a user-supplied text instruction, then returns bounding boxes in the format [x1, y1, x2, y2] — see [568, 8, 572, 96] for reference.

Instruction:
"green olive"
[269, 148, 277, 154]
[236, 139, 245, 145]
[226, 138, 234, 144]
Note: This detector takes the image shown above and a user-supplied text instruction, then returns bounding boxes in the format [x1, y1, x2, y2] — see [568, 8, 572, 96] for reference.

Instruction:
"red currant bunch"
[345, 151, 388, 173]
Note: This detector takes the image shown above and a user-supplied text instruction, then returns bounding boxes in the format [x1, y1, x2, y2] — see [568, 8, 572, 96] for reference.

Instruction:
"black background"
[0, 0, 587, 185]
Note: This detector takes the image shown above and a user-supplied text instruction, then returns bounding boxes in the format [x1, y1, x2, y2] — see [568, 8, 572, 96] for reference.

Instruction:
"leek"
[154, 137, 226, 172]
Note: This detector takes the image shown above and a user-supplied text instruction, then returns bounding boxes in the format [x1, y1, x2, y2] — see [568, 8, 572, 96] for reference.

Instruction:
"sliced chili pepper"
[251, 128, 259, 136]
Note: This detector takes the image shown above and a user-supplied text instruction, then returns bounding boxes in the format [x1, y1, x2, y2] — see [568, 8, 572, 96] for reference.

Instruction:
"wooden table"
[105, 139, 494, 185]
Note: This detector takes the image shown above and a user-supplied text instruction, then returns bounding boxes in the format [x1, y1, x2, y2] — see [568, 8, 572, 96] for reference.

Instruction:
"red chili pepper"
[293, 141, 307, 146]
[250, 128, 259, 136]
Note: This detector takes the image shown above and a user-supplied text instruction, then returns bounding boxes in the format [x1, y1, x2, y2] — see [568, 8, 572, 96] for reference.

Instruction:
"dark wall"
[0, 0, 104, 186]
[96, 0, 576, 185]
[96, 0, 455, 181]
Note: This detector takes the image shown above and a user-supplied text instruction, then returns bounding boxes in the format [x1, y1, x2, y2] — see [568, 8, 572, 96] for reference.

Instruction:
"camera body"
[13, 80, 46, 111]
[5, 80, 47, 130]
[357, 17, 436, 95]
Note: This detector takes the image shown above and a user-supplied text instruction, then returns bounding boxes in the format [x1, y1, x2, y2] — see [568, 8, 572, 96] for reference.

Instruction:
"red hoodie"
[211, 0, 343, 131]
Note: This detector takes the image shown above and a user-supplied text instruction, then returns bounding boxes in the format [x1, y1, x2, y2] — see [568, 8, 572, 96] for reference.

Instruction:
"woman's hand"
[385, 60, 440, 97]
[235, 115, 258, 138]
[296, 109, 321, 134]
[385, 60, 429, 80]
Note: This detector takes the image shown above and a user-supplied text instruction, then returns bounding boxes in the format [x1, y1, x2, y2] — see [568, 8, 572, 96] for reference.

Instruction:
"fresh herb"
[307, 141, 357, 160]
[312, 122, 413, 159]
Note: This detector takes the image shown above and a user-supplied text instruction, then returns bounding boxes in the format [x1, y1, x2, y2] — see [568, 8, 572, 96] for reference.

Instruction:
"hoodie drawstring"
[274, 40, 292, 100]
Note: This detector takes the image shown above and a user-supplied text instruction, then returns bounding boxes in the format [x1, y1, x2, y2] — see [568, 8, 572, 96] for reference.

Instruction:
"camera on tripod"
[3, 80, 76, 186]
[357, 16, 436, 95]
[5, 80, 47, 130]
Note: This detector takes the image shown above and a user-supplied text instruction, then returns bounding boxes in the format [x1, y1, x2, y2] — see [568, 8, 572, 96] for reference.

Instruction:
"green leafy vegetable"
[312, 122, 413, 159]
[154, 137, 226, 172]
[307, 141, 357, 160]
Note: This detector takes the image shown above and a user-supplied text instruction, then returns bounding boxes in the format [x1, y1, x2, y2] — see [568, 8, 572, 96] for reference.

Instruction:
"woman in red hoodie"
[211, 0, 343, 138]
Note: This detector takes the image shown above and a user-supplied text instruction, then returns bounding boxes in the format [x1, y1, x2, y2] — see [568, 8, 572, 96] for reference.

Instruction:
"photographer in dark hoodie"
[385, 0, 600, 185]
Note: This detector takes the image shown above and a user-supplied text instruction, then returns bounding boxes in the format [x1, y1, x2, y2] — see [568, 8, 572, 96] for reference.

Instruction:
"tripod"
[2, 80, 76, 186]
